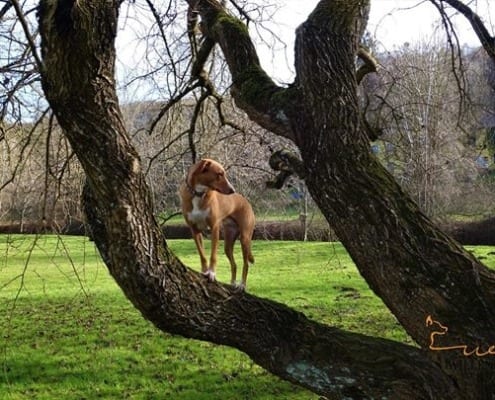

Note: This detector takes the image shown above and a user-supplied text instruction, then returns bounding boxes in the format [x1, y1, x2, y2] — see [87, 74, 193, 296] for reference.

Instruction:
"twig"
[434, 0, 495, 60]
[10, 0, 43, 73]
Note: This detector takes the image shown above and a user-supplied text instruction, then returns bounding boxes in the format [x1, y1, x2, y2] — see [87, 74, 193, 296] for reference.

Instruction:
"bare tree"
[0, 0, 86, 230]
[2, 0, 494, 398]
[362, 38, 482, 217]
[1, 0, 279, 228]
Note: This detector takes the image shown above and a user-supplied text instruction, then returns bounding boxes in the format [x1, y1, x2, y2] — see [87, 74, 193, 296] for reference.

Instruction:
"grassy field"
[1, 235, 494, 399]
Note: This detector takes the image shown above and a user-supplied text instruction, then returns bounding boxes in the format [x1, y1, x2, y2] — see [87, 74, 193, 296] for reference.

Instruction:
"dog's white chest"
[187, 197, 210, 231]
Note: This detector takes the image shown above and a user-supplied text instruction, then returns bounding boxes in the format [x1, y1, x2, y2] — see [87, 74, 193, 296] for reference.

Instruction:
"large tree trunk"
[291, 2, 495, 396]
[196, 0, 495, 396]
[38, 0, 495, 398]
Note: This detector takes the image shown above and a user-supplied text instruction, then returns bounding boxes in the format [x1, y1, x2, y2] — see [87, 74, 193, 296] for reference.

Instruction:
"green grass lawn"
[1, 235, 494, 399]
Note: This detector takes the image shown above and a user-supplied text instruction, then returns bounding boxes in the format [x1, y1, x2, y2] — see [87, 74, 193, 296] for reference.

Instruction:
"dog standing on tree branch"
[179, 159, 255, 290]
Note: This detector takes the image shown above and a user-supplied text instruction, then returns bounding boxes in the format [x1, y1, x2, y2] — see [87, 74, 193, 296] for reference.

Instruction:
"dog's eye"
[216, 173, 224, 180]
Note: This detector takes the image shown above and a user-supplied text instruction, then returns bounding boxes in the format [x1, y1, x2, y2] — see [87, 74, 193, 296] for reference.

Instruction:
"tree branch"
[189, 0, 296, 140]
[10, 0, 43, 73]
[293, 2, 495, 396]
[85, 186, 465, 400]
[148, 81, 203, 135]
[428, 0, 471, 123]
[265, 149, 305, 189]
[145, 0, 180, 83]
[0, 1, 13, 21]
[228, 0, 253, 24]
[431, 0, 495, 61]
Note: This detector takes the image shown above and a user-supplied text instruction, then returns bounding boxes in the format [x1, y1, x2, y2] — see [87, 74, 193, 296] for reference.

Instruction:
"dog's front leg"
[204, 224, 220, 282]
[191, 229, 208, 273]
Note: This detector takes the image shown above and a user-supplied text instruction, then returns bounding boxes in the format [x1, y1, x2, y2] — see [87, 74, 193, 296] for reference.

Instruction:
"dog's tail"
[248, 251, 255, 264]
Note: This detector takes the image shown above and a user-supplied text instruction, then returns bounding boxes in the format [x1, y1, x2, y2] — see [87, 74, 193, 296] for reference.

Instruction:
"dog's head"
[187, 159, 235, 195]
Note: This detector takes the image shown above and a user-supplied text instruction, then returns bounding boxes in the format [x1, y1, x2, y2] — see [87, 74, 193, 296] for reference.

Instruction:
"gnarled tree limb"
[198, 0, 495, 396]
[37, 0, 495, 398]
[189, 0, 296, 140]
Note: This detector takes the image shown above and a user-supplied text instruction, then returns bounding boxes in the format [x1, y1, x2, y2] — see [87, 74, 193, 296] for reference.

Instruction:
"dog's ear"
[200, 159, 211, 173]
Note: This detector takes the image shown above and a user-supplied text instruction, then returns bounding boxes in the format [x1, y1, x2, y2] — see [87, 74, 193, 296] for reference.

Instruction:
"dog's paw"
[202, 269, 216, 282]
[233, 282, 246, 292]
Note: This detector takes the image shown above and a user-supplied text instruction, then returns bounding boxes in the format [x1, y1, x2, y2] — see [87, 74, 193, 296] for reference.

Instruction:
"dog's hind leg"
[239, 233, 254, 290]
[223, 219, 239, 286]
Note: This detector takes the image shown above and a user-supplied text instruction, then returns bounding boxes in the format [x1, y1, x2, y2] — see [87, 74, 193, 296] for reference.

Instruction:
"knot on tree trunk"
[266, 150, 305, 189]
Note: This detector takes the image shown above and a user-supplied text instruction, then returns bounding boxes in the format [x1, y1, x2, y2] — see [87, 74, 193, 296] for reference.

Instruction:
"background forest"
[1, 33, 495, 231]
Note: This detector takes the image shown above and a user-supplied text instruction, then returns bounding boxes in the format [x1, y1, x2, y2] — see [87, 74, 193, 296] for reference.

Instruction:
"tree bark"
[37, 0, 495, 399]
[192, 0, 495, 397]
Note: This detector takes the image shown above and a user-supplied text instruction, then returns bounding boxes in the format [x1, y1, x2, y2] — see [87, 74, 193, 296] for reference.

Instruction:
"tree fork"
[36, 0, 494, 398]
[197, 0, 495, 396]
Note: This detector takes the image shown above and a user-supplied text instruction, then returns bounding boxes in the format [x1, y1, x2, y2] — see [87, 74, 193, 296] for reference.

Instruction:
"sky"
[253, 0, 495, 82]
[116, 0, 495, 97]
[369, 0, 494, 48]
[266, 0, 494, 48]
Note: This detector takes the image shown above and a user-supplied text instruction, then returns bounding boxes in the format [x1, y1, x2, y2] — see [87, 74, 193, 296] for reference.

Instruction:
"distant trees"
[0, 120, 84, 227]
[362, 38, 495, 217]
[2, 1, 494, 228]
[2, 55, 495, 228]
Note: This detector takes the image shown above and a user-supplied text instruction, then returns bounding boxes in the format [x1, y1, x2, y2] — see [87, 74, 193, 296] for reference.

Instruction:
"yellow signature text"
[426, 315, 495, 357]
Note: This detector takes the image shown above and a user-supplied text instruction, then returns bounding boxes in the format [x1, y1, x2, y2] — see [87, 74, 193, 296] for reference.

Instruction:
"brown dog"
[179, 159, 255, 290]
